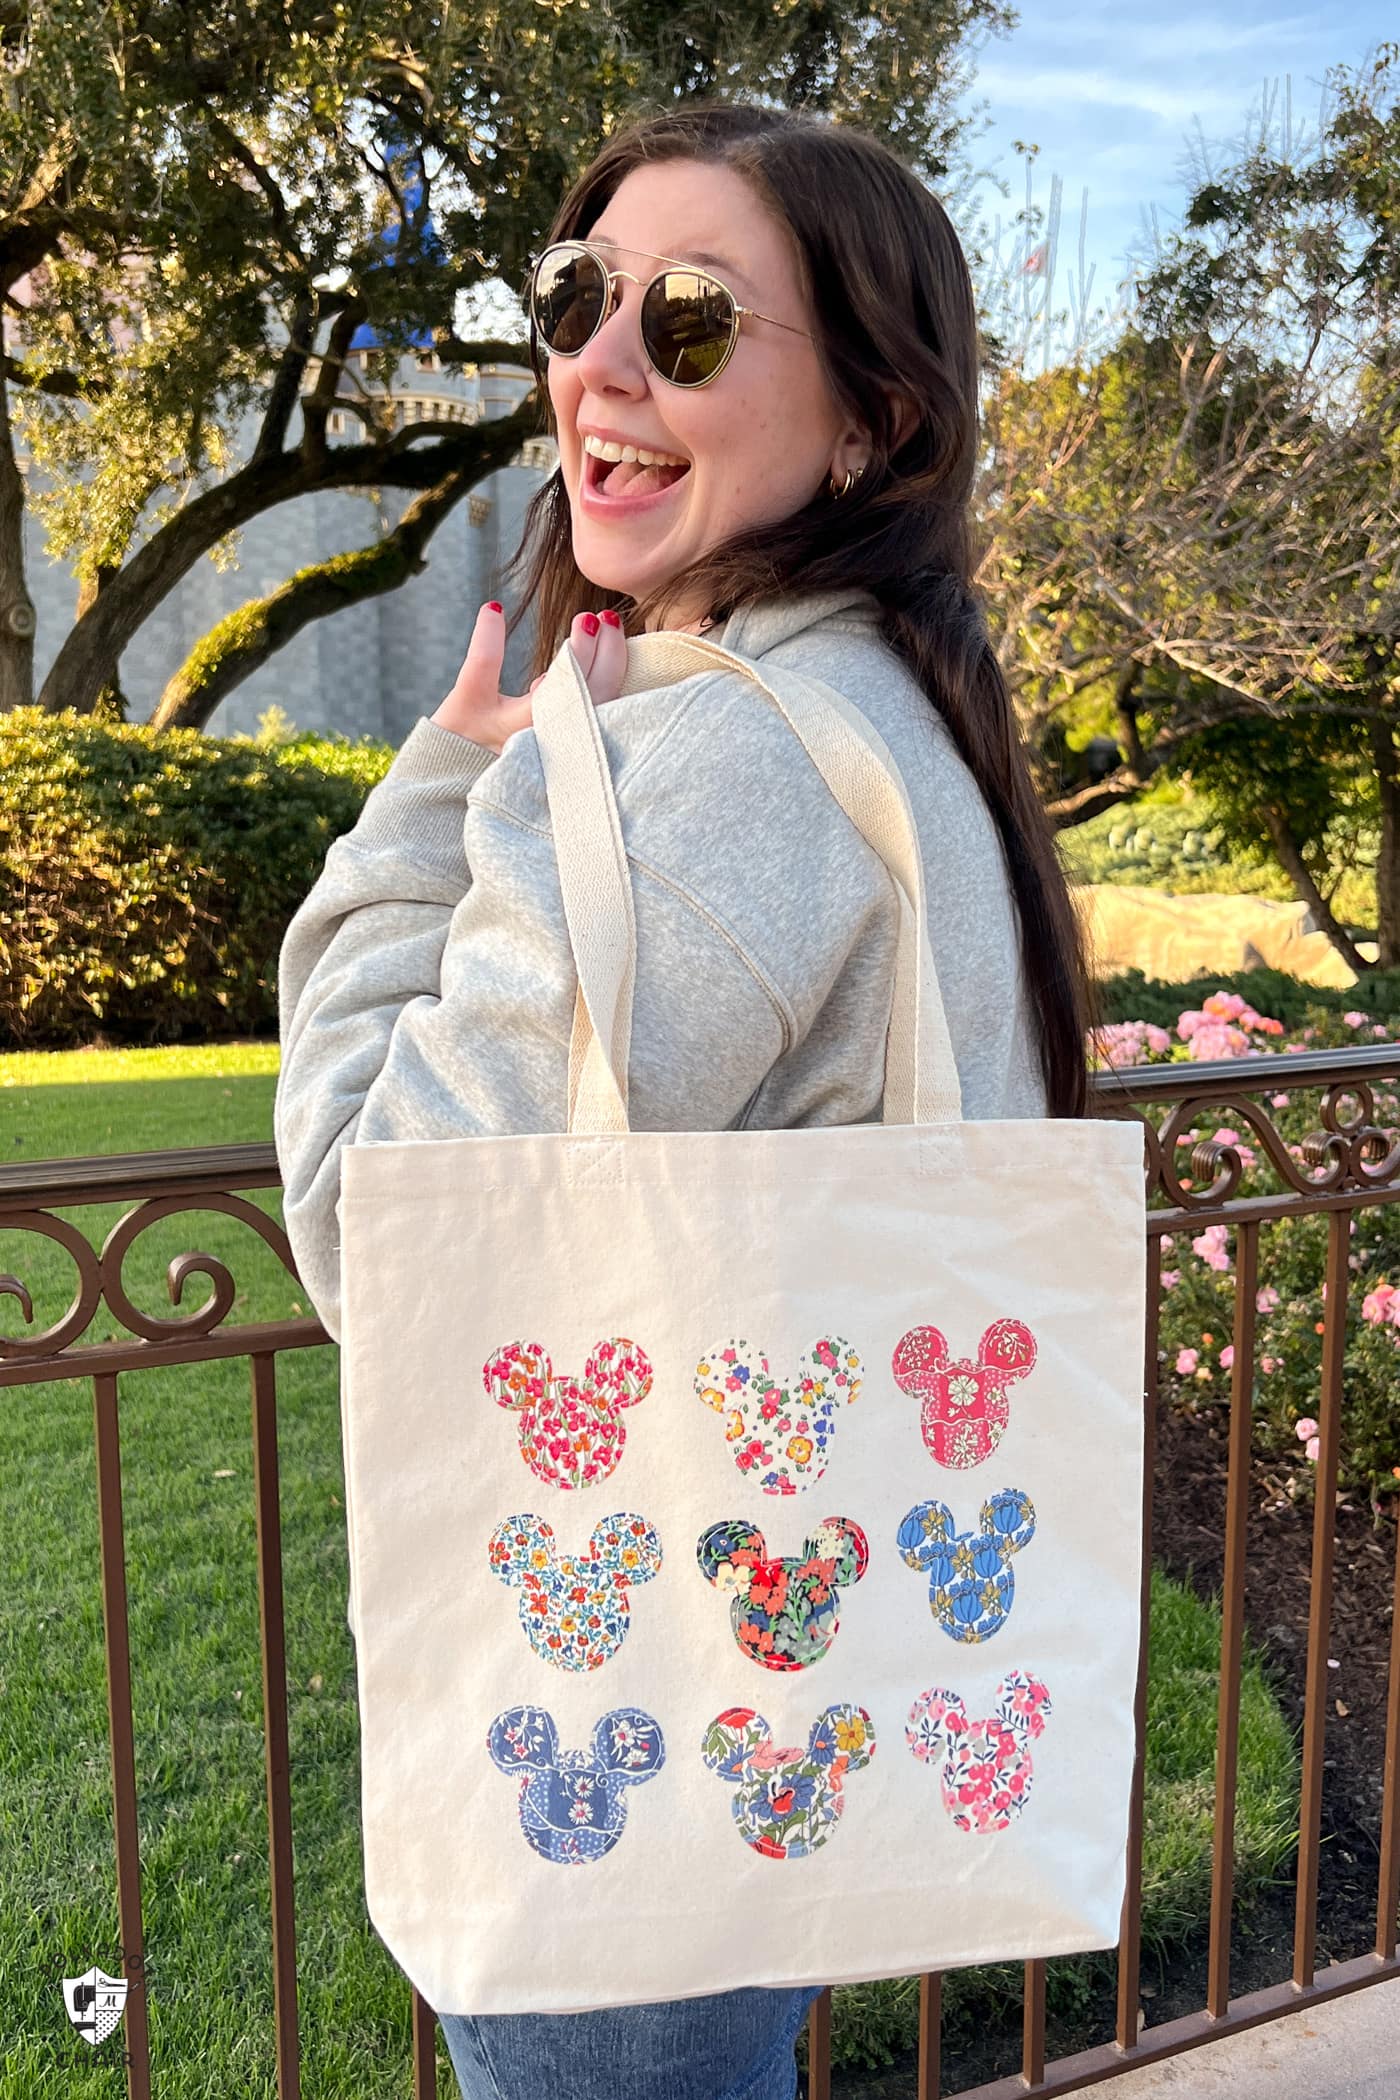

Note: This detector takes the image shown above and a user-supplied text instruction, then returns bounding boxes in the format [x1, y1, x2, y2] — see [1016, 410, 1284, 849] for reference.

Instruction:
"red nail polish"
[601, 608, 621, 627]
[485, 600, 503, 614]
[581, 612, 600, 636]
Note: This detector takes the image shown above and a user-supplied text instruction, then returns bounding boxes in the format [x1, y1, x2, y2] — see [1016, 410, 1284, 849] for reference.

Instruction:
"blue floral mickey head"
[897, 1488, 1035, 1643]
[487, 1705, 665, 1865]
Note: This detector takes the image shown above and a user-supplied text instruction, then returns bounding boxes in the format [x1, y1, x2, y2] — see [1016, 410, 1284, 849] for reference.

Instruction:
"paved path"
[1102, 1978, 1399, 2098]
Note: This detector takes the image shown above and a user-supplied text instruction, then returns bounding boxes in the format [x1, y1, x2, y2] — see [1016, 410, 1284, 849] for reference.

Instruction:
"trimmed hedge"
[1, 709, 392, 1050]
[6, 710, 1397, 1052]
[1058, 786, 1376, 929]
[1094, 964, 1400, 1031]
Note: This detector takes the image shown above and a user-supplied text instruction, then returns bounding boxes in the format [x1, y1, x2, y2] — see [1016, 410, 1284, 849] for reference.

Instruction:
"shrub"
[1095, 987, 1400, 1501]
[1096, 966, 1400, 1035]
[0, 709, 391, 1049]
[1062, 795, 1292, 898]
[1061, 786, 1375, 928]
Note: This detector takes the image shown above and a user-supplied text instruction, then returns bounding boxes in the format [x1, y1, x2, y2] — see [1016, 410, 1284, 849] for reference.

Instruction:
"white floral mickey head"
[489, 1512, 662, 1670]
[694, 1335, 862, 1494]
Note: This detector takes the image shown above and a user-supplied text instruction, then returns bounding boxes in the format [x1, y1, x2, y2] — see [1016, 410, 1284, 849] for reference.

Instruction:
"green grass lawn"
[0, 1049, 1299, 2092]
[1, 1039, 280, 1165]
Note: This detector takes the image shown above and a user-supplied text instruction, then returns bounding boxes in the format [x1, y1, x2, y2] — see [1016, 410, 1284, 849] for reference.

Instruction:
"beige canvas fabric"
[337, 632, 1146, 2016]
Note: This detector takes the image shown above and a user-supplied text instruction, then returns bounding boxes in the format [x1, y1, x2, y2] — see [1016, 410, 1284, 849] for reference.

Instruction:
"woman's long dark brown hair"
[503, 100, 1093, 1117]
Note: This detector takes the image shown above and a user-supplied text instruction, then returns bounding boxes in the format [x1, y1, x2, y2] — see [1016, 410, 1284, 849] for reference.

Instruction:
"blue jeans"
[437, 1985, 824, 2100]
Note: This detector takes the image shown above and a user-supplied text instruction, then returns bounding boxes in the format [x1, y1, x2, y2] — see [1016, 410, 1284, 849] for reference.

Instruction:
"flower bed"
[1092, 988, 1400, 1505]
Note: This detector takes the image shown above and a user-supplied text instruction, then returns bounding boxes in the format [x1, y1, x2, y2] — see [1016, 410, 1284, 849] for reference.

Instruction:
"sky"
[957, 1, 1392, 331]
[461, 5, 1390, 347]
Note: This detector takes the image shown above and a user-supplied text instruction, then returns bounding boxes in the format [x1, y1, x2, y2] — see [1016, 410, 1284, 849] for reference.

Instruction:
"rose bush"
[1091, 991, 1400, 1505]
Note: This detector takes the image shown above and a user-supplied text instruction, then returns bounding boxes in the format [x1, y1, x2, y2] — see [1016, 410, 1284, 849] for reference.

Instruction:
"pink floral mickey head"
[484, 1337, 651, 1491]
[892, 1317, 1037, 1469]
[906, 1669, 1051, 1833]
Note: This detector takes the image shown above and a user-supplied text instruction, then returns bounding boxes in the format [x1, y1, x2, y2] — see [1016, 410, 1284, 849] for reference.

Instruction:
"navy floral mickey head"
[488, 1512, 662, 1671]
[897, 1489, 1035, 1643]
[487, 1705, 664, 1864]
[697, 1517, 868, 1670]
[701, 1703, 875, 1859]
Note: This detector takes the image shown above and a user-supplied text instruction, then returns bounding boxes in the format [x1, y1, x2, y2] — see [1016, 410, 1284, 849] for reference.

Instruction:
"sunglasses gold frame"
[526, 238, 814, 387]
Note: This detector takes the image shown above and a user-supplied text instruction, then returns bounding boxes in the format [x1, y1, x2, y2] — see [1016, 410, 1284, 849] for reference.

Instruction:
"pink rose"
[1175, 1347, 1198, 1375]
[1192, 1224, 1232, 1271]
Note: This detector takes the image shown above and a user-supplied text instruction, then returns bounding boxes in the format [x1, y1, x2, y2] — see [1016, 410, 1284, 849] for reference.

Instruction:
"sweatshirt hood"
[715, 587, 882, 662]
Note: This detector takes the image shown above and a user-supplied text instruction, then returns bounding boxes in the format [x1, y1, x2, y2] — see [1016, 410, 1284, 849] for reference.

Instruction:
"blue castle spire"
[349, 142, 444, 352]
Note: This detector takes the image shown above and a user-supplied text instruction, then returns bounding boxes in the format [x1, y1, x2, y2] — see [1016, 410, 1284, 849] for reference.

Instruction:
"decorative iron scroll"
[0, 1192, 305, 1365]
[1094, 1066, 1400, 1210]
[5, 1050, 1400, 1371]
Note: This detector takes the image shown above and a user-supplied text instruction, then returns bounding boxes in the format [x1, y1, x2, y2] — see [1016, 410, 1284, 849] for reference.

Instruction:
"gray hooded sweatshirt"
[274, 585, 1047, 1352]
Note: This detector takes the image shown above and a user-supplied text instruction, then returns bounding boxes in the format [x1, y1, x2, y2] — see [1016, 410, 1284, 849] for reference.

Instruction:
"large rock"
[1076, 885, 1374, 989]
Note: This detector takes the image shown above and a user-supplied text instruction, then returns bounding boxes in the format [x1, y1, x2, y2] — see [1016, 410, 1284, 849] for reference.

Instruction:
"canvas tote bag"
[336, 629, 1147, 2016]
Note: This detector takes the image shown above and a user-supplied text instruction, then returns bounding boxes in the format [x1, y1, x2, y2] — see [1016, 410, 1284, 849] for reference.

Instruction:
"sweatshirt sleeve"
[273, 667, 898, 1348]
[273, 714, 498, 1335]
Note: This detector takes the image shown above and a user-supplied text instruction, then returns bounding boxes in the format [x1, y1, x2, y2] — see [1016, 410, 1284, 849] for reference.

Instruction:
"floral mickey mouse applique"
[694, 1336, 862, 1494]
[697, 1517, 868, 1671]
[701, 1703, 876, 1859]
[484, 1336, 651, 1491]
[487, 1704, 665, 1864]
[896, 1489, 1035, 1643]
[906, 1669, 1051, 1833]
[488, 1512, 662, 1671]
[892, 1318, 1038, 1470]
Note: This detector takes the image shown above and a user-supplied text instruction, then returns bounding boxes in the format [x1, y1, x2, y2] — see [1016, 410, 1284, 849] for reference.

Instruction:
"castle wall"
[23, 362, 552, 749]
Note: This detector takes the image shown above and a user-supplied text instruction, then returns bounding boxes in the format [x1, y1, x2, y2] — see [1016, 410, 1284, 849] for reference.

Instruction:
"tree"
[0, 0, 1011, 724]
[981, 50, 1400, 967]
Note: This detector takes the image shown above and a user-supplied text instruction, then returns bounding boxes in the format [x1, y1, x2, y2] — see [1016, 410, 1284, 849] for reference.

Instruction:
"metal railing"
[3, 1046, 1399, 2098]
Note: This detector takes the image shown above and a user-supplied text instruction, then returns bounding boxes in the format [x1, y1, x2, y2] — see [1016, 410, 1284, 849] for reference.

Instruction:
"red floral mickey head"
[484, 1337, 651, 1490]
[892, 1317, 1037, 1469]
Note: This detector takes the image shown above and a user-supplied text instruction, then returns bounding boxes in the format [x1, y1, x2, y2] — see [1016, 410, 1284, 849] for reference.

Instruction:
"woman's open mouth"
[580, 444, 692, 517]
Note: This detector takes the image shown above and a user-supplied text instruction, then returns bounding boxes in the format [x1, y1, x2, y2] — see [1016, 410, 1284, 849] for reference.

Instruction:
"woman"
[275, 98, 1091, 2100]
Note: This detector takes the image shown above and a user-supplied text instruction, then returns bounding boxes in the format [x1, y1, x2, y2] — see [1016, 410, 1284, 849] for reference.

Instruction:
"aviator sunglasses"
[526, 238, 814, 388]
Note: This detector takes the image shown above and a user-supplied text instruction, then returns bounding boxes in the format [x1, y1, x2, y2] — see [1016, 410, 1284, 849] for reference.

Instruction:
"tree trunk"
[37, 449, 312, 716]
[74, 565, 129, 720]
[36, 387, 540, 719]
[0, 316, 36, 713]
[1261, 802, 1370, 976]
[1370, 720, 1400, 969]
[151, 469, 472, 730]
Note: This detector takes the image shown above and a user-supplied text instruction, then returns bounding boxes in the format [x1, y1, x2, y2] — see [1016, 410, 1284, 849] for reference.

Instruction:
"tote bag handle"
[529, 628, 963, 1135]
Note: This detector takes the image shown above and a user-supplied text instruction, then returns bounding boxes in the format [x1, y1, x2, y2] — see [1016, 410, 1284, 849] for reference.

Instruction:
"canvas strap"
[529, 628, 964, 1135]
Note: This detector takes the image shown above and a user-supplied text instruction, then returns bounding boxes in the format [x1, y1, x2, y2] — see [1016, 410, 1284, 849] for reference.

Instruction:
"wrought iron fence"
[3, 1045, 1399, 2099]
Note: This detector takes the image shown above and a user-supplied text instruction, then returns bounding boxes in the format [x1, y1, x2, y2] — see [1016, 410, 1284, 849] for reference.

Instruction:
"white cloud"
[975, 58, 1261, 128]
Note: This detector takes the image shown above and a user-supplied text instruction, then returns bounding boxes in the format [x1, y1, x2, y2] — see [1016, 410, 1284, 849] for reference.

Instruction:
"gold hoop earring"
[829, 465, 866, 498]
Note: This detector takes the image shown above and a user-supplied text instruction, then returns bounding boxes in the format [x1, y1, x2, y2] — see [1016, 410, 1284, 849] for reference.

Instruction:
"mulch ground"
[834, 1397, 1399, 2098]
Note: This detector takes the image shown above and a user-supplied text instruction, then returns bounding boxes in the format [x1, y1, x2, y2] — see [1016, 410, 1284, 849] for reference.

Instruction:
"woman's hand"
[430, 603, 629, 754]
